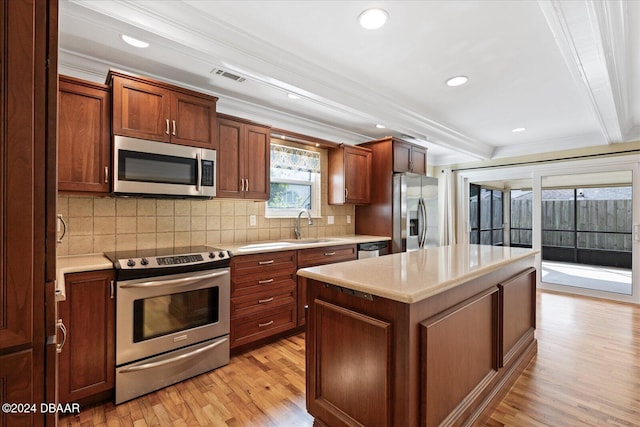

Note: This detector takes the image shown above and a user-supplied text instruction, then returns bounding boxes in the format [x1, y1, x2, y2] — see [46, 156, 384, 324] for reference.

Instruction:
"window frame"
[265, 144, 322, 219]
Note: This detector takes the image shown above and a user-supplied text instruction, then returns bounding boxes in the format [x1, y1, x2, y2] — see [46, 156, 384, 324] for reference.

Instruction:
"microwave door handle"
[196, 152, 202, 192]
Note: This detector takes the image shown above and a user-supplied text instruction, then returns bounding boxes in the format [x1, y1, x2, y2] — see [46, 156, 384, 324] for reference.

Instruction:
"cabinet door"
[217, 117, 244, 198]
[58, 270, 115, 404]
[171, 92, 217, 149]
[410, 146, 427, 175]
[392, 140, 412, 173]
[112, 76, 171, 142]
[58, 77, 111, 193]
[243, 124, 271, 200]
[0, 351, 35, 427]
[344, 146, 371, 204]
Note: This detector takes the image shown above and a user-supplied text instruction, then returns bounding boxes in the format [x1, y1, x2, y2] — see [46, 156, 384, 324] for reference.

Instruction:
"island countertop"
[297, 244, 538, 303]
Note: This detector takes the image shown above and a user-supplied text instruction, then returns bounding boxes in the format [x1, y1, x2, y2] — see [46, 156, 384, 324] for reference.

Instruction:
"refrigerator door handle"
[418, 198, 426, 248]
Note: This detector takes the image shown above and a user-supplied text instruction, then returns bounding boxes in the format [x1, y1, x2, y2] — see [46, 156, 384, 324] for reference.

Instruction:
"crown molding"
[65, 0, 493, 160]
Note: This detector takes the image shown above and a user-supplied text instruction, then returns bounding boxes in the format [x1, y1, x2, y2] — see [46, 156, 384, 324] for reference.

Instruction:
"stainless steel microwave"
[113, 135, 216, 198]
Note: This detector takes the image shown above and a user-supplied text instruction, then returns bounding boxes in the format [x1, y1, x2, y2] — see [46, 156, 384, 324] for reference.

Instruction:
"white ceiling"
[58, 0, 640, 166]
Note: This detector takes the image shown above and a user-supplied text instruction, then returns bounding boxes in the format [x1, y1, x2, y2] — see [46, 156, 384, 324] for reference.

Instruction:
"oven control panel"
[117, 249, 232, 269]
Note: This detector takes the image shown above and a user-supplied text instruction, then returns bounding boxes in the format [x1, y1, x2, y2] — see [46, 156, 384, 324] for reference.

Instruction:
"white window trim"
[265, 171, 321, 219]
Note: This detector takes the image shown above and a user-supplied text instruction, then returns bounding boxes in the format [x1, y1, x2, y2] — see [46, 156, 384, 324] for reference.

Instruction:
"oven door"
[116, 268, 230, 366]
[113, 135, 216, 198]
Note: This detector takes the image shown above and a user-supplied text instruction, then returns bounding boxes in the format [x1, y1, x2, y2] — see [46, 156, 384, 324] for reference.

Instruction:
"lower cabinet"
[230, 251, 298, 349]
[58, 270, 115, 405]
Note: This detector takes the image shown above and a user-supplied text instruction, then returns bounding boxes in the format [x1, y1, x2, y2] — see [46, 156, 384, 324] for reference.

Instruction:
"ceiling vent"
[210, 68, 246, 83]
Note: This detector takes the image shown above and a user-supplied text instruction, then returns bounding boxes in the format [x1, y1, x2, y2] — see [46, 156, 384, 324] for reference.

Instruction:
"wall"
[57, 147, 355, 256]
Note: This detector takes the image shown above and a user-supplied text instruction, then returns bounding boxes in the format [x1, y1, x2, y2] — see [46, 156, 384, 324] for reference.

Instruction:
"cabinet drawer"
[230, 304, 297, 348]
[232, 272, 296, 297]
[231, 283, 296, 318]
[231, 250, 297, 276]
[298, 244, 357, 268]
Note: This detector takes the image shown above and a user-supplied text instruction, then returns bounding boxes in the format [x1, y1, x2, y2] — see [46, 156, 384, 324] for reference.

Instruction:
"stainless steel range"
[104, 246, 232, 404]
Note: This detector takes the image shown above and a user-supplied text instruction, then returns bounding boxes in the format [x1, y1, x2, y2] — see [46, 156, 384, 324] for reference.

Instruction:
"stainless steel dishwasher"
[357, 241, 389, 259]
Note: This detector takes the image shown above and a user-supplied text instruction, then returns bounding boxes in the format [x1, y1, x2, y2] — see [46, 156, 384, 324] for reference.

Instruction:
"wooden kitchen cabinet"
[108, 70, 218, 149]
[58, 76, 111, 193]
[58, 270, 115, 405]
[230, 251, 297, 349]
[217, 114, 271, 200]
[328, 144, 372, 205]
[355, 137, 428, 241]
[392, 139, 427, 175]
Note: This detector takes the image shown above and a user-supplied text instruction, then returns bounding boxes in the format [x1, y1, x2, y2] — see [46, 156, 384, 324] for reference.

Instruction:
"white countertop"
[54, 235, 390, 301]
[223, 235, 390, 255]
[297, 244, 538, 304]
[56, 253, 113, 301]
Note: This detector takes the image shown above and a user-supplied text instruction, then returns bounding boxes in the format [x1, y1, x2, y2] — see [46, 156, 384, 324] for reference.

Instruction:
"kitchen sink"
[237, 238, 344, 252]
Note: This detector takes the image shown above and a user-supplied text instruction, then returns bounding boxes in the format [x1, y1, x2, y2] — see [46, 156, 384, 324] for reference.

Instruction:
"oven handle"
[118, 337, 228, 373]
[119, 270, 229, 289]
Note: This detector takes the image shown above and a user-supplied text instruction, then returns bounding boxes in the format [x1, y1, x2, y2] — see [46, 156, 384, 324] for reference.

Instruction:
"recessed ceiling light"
[120, 34, 149, 48]
[358, 8, 389, 30]
[376, 124, 386, 129]
[511, 127, 526, 133]
[445, 76, 468, 87]
[287, 93, 300, 100]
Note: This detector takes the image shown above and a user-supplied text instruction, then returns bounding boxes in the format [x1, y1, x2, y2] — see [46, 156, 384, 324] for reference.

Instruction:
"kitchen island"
[297, 244, 538, 427]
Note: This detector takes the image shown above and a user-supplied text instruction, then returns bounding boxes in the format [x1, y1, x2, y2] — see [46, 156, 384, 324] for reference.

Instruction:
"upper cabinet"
[392, 139, 427, 175]
[217, 114, 271, 200]
[58, 76, 111, 193]
[328, 144, 372, 205]
[108, 70, 218, 149]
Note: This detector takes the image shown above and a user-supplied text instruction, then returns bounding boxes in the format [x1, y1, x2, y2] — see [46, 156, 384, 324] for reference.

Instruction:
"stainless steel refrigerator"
[392, 174, 439, 252]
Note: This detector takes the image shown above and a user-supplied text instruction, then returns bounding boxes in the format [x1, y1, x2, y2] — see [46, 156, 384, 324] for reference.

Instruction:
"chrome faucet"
[294, 209, 313, 240]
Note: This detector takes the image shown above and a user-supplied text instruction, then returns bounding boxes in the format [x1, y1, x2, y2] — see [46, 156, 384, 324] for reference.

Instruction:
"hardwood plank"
[60, 293, 640, 426]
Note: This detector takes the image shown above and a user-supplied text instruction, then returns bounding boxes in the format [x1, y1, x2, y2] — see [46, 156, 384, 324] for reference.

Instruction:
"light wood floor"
[61, 291, 640, 426]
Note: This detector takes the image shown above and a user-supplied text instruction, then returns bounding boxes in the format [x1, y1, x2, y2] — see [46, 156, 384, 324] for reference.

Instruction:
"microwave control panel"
[201, 160, 214, 187]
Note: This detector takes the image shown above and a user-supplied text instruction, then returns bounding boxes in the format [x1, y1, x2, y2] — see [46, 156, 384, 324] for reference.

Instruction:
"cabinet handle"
[409, 160, 414, 171]
[258, 260, 274, 265]
[258, 297, 274, 304]
[344, 188, 349, 199]
[245, 179, 249, 192]
[110, 280, 115, 299]
[56, 319, 67, 354]
[258, 320, 274, 328]
[324, 252, 336, 256]
[258, 278, 274, 284]
[241, 179, 245, 192]
[104, 166, 109, 183]
[166, 119, 170, 135]
[172, 120, 176, 136]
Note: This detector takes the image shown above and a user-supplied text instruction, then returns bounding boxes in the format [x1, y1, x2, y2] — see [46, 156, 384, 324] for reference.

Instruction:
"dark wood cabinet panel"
[309, 300, 392, 427]
[0, 350, 35, 427]
[499, 268, 536, 366]
[392, 139, 427, 175]
[58, 270, 115, 405]
[328, 145, 371, 205]
[58, 76, 111, 193]
[230, 304, 297, 349]
[171, 91, 217, 148]
[109, 71, 218, 148]
[111, 75, 171, 142]
[420, 288, 499, 427]
[1, 1, 56, 425]
[217, 115, 270, 200]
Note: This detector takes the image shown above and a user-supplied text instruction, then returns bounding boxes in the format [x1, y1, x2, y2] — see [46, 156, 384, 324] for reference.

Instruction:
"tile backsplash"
[56, 196, 355, 256]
